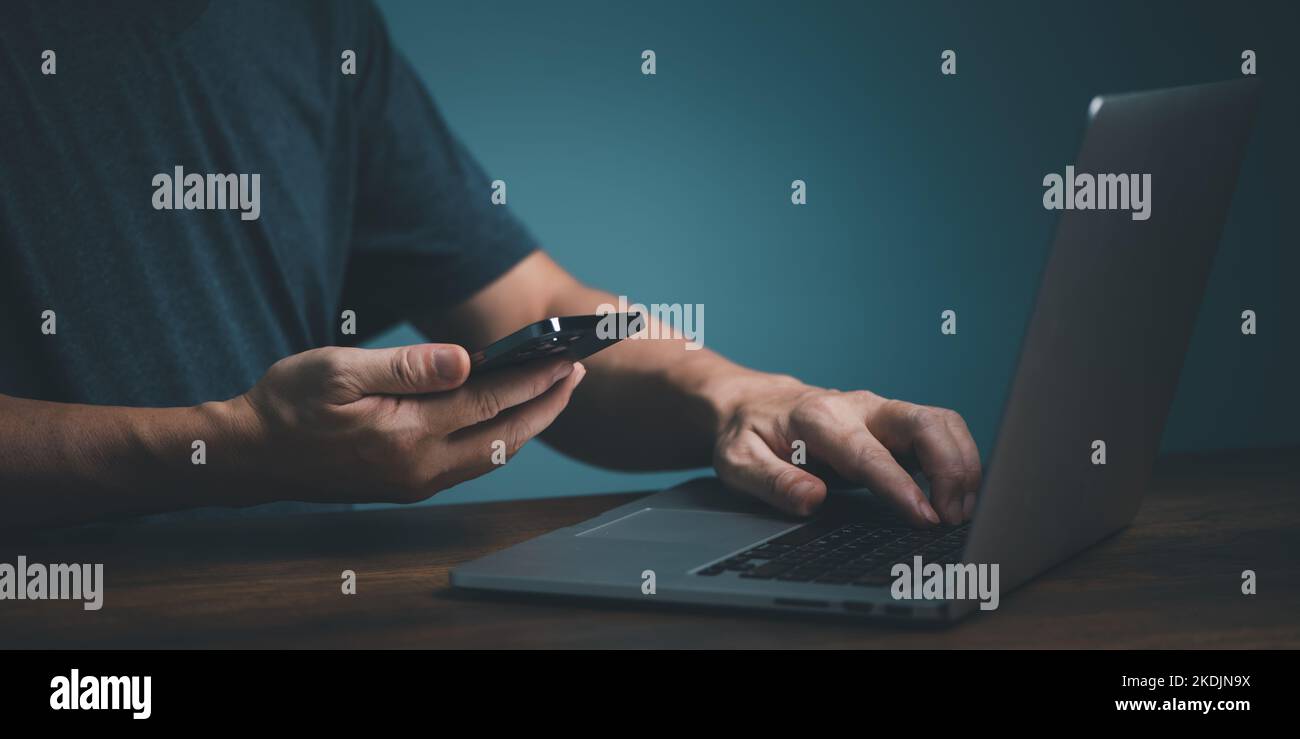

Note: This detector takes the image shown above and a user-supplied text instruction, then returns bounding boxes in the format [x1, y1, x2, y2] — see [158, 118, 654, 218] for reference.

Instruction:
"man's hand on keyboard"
[711, 380, 981, 526]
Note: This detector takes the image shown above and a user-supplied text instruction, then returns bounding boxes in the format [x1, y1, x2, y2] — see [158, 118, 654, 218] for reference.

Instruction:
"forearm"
[540, 284, 799, 469]
[415, 251, 798, 470]
[0, 394, 262, 529]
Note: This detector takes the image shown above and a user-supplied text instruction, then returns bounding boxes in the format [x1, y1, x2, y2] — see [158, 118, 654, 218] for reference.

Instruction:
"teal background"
[367, 0, 1298, 505]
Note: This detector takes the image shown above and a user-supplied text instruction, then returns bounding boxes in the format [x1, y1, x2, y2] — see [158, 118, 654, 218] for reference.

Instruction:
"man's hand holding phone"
[235, 343, 585, 504]
[223, 313, 629, 507]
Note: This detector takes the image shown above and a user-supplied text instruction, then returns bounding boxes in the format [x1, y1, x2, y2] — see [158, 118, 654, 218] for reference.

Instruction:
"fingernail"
[962, 493, 976, 519]
[552, 362, 575, 382]
[791, 480, 817, 500]
[790, 481, 821, 516]
[918, 500, 940, 525]
[571, 362, 587, 383]
[433, 349, 462, 379]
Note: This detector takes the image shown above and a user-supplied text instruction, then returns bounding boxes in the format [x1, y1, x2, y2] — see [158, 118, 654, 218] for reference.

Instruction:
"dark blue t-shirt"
[0, 0, 534, 408]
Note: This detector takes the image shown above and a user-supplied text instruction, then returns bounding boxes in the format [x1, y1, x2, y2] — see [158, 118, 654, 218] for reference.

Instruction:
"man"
[0, 0, 980, 528]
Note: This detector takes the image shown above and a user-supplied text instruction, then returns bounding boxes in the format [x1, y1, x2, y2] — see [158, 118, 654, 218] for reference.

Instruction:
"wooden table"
[2, 448, 1296, 649]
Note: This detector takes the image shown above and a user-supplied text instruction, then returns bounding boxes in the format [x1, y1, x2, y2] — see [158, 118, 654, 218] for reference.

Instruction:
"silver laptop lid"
[965, 80, 1260, 592]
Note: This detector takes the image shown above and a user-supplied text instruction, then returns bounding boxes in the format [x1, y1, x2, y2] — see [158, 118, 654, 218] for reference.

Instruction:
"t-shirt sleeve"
[342, 1, 536, 326]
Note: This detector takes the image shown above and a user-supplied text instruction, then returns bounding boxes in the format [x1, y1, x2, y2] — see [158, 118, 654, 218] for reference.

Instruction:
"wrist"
[194, 396, 271, 507]
[698, 368, 807, 434]
[129, 396, 270, 509]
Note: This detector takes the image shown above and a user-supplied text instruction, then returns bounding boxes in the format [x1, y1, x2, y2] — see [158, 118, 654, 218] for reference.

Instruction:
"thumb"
[713, 430, 827, 517]
[338, 343, 470, 397]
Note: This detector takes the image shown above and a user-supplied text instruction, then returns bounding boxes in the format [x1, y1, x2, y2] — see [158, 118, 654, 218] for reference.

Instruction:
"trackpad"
[577, 508, 794, 547]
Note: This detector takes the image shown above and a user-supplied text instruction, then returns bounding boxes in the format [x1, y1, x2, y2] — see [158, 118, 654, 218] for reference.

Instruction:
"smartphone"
[469, 313, 642, 374]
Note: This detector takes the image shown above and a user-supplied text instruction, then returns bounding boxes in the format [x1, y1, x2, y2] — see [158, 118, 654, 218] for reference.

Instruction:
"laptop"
[451, 79, 1260, 623]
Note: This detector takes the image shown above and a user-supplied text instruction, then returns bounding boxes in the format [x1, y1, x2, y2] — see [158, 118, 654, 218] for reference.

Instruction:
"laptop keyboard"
[694, 517, 971, 587]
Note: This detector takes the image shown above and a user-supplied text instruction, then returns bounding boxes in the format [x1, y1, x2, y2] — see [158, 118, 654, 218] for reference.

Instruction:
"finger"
[941, 410, 982, 520]
[713, 429, 827, 516]
[438, 363, 587, 489]
[330, 344, 470, 399]
[872, 402, 969, 525]
[792, 412, 940, 526]
[452, 357, 576, 426]
[923, 422, 969, 525]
